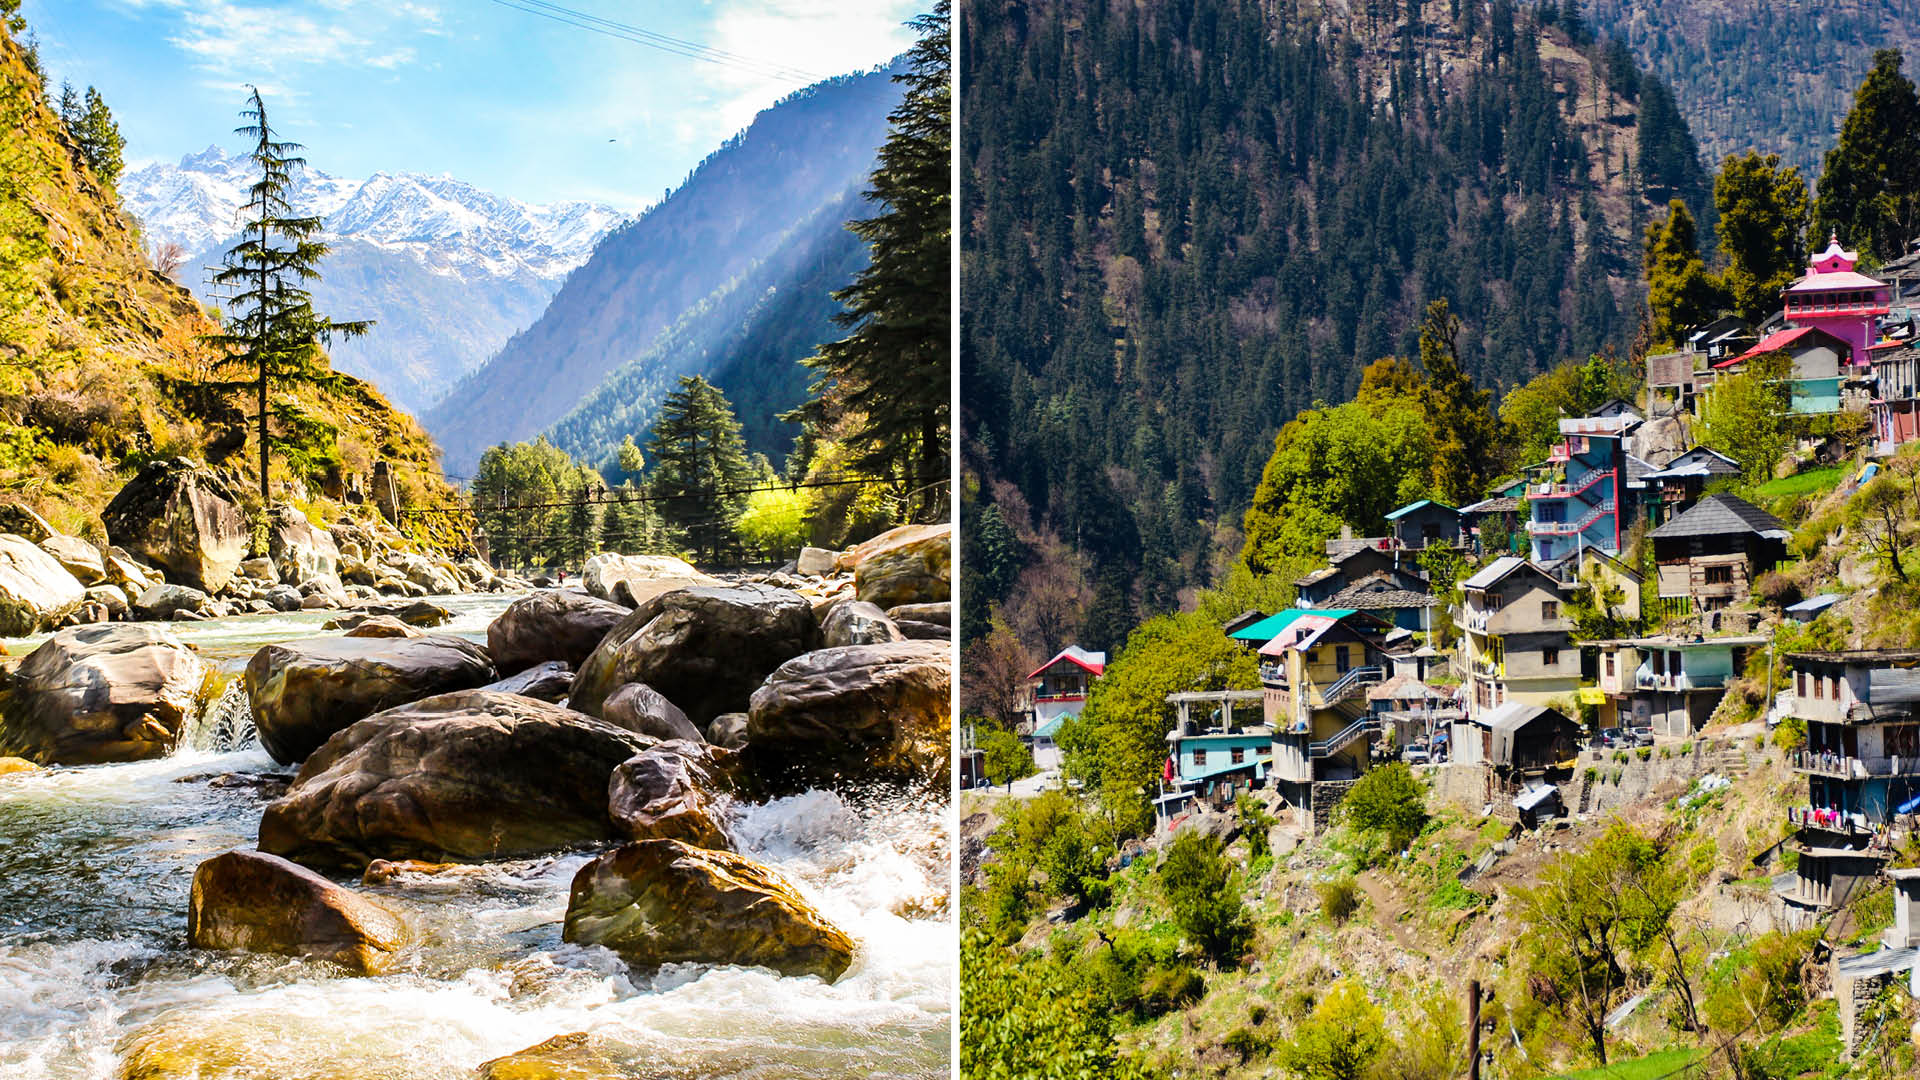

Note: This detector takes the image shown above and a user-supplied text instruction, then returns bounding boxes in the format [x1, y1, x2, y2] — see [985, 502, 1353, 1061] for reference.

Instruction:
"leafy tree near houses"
[792, 1, 949, 521]
[1156, 830, 1251, 966]
[1339, 762, 1429, 852]
[1850, 473, 1912, 584]
[644, 374, 756, 564]
[975, 725, 1035, 790]
[1499, 351, 1639, 464]
[1812, 49, 1920, 264]
[1697, 350, 1792, 484]
[1642, 199, 1728, 350]
[205, 87, 370, 518]
[1714, 152, 1810, 325]
[961, 618, 1038, 729]
[1417, 299, 1505, 505]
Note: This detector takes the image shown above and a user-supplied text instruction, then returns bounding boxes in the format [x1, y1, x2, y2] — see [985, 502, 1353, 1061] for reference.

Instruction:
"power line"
[403, 472, 946, 515]
[479, 0, 825, 84]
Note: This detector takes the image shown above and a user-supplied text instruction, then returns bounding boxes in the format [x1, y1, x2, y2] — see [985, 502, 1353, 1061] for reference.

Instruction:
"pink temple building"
[1783, 234, 1887, 366]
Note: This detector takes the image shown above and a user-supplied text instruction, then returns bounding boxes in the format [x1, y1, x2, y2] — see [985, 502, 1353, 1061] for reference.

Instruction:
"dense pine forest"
[960, 0, 1711, 648]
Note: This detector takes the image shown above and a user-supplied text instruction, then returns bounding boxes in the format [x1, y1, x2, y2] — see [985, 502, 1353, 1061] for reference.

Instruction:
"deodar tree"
[645, 374, 757, 565]
[1714, 152, 1810, 325]
[793, 1, 949, 521]
[205, 87, 370, 523]
[1813, 49, 1920, 264]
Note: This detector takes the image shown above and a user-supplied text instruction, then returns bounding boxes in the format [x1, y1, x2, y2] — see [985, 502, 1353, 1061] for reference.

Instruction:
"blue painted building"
[1525, 414, 1653, 563]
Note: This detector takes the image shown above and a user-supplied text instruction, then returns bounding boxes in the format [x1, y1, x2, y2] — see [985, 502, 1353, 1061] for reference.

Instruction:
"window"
[1231, 747, 1245, 765]
[1814, 676, 1824, 700]
[1542, 600, 1559, 620]
[1542, 647, 1560, 667]
[1705, 565, 1733, 585]
[1335, 645, 1351, 673]
[1488, 593, 1505, 611]
[1605, 654, 1616, 677]
[1192, 748, 1207, 766]
[1797, 671, 1806, 698]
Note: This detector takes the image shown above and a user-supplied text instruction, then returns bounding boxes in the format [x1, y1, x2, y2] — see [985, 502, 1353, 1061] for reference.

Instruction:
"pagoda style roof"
[1648, 493, 1789, 540]
[1786, 270, 1886, 292]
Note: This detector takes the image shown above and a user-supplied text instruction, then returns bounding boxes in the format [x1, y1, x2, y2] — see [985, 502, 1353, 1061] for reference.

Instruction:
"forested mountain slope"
[960, 0, 1706, 647]
[1587, 0, 1920, 181]
[0, 23, 458, 539]
[426, 67, 902, 477]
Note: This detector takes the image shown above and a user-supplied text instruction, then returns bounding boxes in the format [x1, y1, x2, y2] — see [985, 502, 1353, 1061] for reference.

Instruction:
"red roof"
[1713, 326, 1838, 369]
[1027, 647, 1105, 680]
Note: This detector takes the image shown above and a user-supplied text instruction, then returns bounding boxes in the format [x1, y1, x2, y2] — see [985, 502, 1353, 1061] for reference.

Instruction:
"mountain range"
[120, 148, 625, 413]
[425, 65, 904, 477]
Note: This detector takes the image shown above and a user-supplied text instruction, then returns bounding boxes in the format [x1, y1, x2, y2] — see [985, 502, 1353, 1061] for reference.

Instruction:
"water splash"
[177, 681, 256, 753]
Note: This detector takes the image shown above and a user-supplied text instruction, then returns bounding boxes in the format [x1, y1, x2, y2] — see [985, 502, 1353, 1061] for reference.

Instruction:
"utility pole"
[1467, 978, 1482, 1080]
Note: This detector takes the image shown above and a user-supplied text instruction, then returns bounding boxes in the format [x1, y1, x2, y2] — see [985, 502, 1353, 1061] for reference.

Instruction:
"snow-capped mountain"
[120, 147, 626, 413]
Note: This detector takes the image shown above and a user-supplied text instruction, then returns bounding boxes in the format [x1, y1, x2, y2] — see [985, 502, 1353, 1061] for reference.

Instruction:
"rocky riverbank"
[0, 518, 953, 1079]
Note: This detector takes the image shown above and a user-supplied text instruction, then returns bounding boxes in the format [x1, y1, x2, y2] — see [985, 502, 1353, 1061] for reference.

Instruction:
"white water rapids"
[0, 594, 952, 1078]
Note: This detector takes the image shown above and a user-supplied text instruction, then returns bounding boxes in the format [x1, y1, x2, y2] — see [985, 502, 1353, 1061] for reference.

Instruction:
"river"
[0, 594, 952, 1078]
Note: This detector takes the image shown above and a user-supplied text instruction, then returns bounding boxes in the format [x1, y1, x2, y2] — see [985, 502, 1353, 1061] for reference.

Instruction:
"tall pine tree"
[1641, 200, 1726, 349]
[206, 88, 369, 518]
[1713, 152, 1809, 325]
[1418, 299, 1504, 504]
[1813, 50, 1920, 264]
[646, 375, 755, 564]
[793, 1, 949, 521]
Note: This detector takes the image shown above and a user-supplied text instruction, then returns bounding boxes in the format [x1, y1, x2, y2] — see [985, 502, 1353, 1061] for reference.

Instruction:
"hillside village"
[962, 235, 1920, 1077]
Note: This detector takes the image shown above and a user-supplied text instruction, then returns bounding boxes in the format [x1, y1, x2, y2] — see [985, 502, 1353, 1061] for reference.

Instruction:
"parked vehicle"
[1596, 727, 1625, 749]
[1632, 727, 1656, 747]
[1402, 739, 1430, 765]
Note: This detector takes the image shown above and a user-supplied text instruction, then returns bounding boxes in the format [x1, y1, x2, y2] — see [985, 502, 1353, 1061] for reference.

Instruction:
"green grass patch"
[1750, 465, 1846, 501]
[1553, 1046, 1707, 1079]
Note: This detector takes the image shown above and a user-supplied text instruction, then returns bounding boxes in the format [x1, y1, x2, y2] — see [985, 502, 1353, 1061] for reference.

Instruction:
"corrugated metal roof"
[1462, 556, 1528, 590]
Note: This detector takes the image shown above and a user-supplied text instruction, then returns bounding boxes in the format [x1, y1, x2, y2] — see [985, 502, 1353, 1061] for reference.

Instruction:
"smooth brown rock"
[479, 660, 573, 702]
[0, 624, 209, 764]
[608, 740, 734, 849]
[266, 505, 340, 585]
[850, 523, 950, 609]
[486, 590, 628, 674]
[258, 691, 653, 871]
[745, 641, 950, 788]
[188, 849, 406, 974]
[0, 756, 42, 776]
[562, 838, 854, 981]
[102, 458, 248, 593]
[245, 634, 497, 765]
[705, 712, 748, 750]
[820, 600, 904, 647]
[601, 682, 703, 742]
[341, 615, 418, 638]
[580, 553, 720, 606]
[39, 533, 106, 586]
[884, 601, 951, 626]
[569, 584, 815, 725]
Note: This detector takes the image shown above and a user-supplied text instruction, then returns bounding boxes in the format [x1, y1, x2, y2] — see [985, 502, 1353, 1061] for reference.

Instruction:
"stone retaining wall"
[1425, 736, 1763, 819]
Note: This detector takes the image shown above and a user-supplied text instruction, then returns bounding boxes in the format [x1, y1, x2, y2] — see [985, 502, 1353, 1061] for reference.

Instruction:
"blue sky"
[24, 0, 923, 211]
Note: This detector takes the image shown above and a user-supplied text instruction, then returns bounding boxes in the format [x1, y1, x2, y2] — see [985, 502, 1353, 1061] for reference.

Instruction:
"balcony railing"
[1259, 661, 1286, 685]
[1634, 670, 1727, 692]
[1310, 716, 1379, 759]
[1788, 749, 1920, 778]
[1532, 469, 1611, 501]
[1527, 498, 1615, 536]
[1787, 805, 1873, 836]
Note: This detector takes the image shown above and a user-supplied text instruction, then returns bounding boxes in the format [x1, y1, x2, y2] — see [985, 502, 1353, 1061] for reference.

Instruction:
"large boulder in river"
[580, 552, 721, 607]
[188, 849, 406, 975]
[38, 534, 105, 586]
[850, 523, 951, 609]
[258, 690, 654, 871]
[601, 682, 703, 743]
[0, 533, 86, 634]
[486, 590, 628, 674]
[245, 634, 498, 765]
[570, 584, 815, 724]
[132, 582, 210, 620]
[563, 838, 854, 980]
[821, 600, 904, 647]
[608, 740, 735, 849]
[746, 640, 951, 788]
[102, 458, 249, 593]
[0, 623, 210, 764]
[267, 505, 340, 585]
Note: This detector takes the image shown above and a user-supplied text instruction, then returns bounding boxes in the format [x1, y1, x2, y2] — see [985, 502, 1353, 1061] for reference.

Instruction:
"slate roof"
[1648, 493, 1790, 540]
[1326, 580, 1434, 610]
[1460, 495, 1521, 516]
[1643, 446, 1741, 480]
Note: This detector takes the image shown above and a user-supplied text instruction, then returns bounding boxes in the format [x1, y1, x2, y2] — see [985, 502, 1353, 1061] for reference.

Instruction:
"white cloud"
[152, 0, 441, 87]
[705, 0, 920, 134]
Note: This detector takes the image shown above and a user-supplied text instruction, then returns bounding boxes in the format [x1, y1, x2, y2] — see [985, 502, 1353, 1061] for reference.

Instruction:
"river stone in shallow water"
[0, 755, 41, 775]
[339, 614, 419, 638]
[101, 457, 249, 593]
[266, 504, 340, 585]
[600, 682, 703, 743]
[487, 590, 628, 674]
[570, 584, 815, 724]
[745, 641, 951, 789]
[187, 849, 406, 975]
[0, 532, 86, 635]
[580, 552, 719, 606]
[0, 623, 209, 764]
[258, 690, 654, 872]
[245, 634, 497, 765]
[608, 740, 735, 849]
[476, 1032, 624, 1080]
[562, 838, 854, 981]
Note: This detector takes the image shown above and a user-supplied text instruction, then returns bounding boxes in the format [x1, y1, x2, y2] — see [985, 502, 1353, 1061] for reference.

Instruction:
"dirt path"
[1357, 871, 1424, 955]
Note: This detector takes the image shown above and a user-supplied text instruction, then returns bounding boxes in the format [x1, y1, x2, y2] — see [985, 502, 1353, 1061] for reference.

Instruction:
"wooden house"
[1647, 494, 1790, 610]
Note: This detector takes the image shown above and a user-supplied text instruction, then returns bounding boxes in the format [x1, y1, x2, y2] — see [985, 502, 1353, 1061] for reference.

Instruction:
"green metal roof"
[1031, 714, 1068, 739]
[1227, 607, 1358, 643]
[1385, 499, 1456, 520]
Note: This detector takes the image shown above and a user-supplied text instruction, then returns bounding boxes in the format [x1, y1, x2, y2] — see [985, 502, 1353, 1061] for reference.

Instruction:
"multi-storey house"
[1456, 557, 1577, 716]
[1524, 415, 1654, 562]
